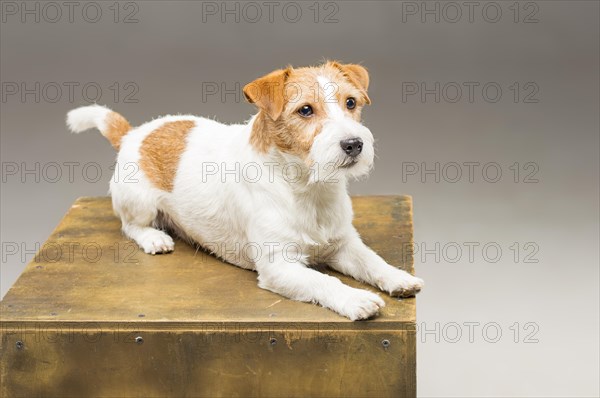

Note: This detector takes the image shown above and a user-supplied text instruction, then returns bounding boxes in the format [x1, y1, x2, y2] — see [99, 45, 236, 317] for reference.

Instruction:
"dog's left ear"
[330, 62, 371, 105]
[243, 68, 291, 121]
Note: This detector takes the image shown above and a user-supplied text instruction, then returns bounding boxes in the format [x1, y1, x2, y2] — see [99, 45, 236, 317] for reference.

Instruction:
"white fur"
[68, 84, 424, 320]
[66, 104, 110, 135]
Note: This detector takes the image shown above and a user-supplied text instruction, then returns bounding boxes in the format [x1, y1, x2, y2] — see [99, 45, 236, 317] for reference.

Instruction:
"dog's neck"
[247, 111, 309, 159]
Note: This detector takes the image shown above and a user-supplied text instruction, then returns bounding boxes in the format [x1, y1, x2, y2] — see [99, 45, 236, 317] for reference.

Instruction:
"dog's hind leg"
[68, 105, 176, 255]
[123, 222, 174, 255]
[111, 192, 175, 255]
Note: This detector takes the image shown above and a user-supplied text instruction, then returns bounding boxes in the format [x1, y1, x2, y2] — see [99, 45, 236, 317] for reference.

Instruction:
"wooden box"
[0, 196, 417, 397]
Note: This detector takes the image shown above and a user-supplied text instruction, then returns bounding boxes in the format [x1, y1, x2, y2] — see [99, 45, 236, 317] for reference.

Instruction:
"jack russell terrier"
[67, 61, 424, 320]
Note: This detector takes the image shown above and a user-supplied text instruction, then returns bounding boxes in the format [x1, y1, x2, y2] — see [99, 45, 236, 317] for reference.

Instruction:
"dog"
[66, 61, 424, 320]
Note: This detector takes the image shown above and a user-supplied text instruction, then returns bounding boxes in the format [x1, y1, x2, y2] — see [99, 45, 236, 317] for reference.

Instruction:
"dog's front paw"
[139, 230, 175, 255]
[338, 288, 386, 321]
[387, 271, 424, 297]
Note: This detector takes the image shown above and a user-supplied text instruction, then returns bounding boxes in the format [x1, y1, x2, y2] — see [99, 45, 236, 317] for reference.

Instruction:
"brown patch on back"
[104, 112, 131, 150]
[139, 120, 196, 192]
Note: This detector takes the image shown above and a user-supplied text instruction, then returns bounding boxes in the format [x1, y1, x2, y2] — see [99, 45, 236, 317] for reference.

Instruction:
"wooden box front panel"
[2, 324, 416, 397]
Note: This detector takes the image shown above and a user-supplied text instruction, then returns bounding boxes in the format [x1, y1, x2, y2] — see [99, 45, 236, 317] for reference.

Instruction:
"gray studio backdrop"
[1, 1, 598, 396]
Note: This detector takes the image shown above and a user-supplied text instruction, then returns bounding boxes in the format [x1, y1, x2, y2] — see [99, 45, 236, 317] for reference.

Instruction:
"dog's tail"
[67, 105, 131, 150]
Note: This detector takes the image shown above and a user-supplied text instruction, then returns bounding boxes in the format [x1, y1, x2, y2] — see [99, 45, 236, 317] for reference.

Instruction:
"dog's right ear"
[243, 68, 291, 121]
[329, 61, 371, 105]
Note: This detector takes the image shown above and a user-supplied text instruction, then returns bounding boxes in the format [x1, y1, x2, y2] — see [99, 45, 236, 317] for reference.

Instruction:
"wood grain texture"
[1, 196, 417, 397]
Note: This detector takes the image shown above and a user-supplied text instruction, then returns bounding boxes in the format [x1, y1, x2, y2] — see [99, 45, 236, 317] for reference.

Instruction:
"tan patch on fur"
[139, 120, 195, 192]
[249, 112, 273, 153]
[104, 112, 131, 150]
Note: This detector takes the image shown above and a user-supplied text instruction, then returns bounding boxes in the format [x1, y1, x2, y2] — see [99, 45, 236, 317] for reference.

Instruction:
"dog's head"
[244, 61, 374, 182]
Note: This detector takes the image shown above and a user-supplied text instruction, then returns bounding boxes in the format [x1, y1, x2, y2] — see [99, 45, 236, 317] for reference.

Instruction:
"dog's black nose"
[340, 138, 363, 157]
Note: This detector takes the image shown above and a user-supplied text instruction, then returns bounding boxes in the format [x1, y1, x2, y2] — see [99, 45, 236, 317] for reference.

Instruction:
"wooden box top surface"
[0, 196, 415, 327]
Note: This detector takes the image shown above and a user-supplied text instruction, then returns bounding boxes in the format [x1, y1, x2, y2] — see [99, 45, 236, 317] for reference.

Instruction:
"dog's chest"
[290, 189, 351, 262]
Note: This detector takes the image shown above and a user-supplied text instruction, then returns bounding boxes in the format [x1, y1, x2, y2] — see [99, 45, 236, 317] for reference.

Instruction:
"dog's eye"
[298, 105, 314, 118]
[346, 97, 357, 110]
